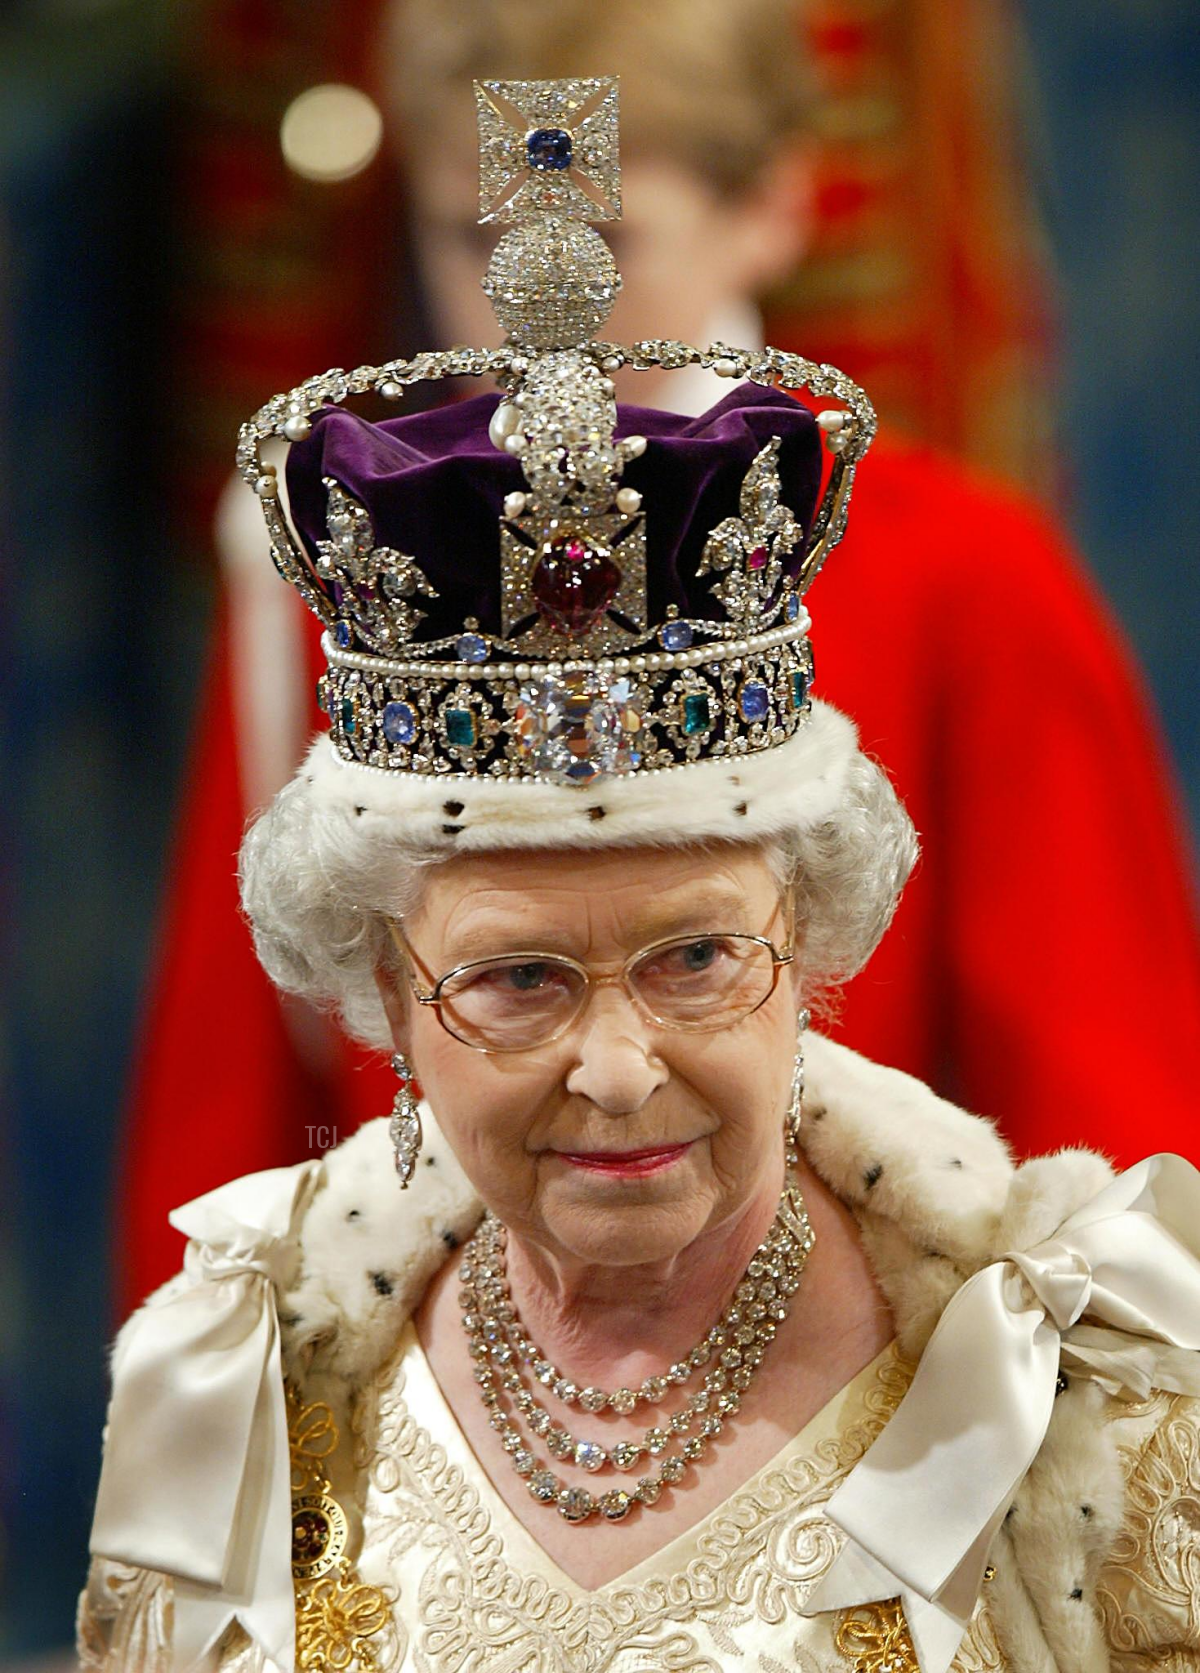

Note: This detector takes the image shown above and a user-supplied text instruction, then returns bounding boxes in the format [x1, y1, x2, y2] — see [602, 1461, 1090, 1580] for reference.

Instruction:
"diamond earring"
[785, 1009, 811, 1168]
[389, 1052, 422, 1189]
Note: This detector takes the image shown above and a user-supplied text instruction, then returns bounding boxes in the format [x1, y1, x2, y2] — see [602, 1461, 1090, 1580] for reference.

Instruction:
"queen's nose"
[563, 984, 668, 1114]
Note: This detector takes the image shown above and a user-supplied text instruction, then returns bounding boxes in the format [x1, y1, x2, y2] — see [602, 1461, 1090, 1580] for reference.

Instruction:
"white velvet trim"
[295, 698, 859, 852]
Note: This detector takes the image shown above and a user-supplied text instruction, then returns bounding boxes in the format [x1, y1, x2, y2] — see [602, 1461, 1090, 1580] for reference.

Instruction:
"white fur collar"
[277, 1034, 1114, 1390]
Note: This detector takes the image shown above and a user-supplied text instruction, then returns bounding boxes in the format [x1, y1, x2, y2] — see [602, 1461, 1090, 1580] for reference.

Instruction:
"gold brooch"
[287, 1383, 392, 1670]
[834, 1597, 920, 1673]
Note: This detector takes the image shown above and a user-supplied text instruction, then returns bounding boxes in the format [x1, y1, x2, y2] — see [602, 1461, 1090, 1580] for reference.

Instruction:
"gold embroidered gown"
[80, 1322, 1200, 1671]
[292, 1328, 999, 1673]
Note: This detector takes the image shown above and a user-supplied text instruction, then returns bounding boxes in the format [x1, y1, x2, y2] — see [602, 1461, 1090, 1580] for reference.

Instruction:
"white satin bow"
[89, 1159, 323, 1673]
[803, 1153, 1200, 1673]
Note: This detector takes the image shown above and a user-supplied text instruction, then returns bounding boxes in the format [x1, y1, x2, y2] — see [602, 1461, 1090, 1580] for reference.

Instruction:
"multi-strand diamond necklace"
[457, 1175, 815, 1523]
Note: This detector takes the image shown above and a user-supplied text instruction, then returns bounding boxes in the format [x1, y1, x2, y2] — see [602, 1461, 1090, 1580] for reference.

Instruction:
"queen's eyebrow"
[440, 886, 754, 965]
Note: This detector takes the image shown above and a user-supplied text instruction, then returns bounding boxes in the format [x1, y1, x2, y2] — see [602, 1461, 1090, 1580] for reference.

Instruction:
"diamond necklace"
[458, 1174, 815, 1523]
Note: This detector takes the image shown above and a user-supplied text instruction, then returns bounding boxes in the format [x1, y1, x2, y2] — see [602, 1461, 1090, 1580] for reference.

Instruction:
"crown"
[236, 78, 875, 791]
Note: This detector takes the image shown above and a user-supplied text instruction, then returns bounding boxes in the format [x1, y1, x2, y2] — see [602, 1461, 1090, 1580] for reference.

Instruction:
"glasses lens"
[629, 935, 776, 1028]
[437, 956, 587, 1049]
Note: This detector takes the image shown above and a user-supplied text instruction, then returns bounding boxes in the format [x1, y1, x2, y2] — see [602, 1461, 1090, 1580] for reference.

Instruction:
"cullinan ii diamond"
[512, 672, 642, 787]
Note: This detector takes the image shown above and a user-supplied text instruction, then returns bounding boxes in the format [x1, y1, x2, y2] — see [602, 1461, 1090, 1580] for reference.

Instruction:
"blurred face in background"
[402, 113, 809, 401]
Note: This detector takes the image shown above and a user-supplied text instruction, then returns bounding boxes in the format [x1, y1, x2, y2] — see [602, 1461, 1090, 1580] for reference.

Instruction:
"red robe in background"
[115, 432, 1200, 1321]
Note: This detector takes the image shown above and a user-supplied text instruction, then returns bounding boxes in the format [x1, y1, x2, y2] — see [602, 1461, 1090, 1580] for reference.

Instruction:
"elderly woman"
[82, 79, 1200, 1673]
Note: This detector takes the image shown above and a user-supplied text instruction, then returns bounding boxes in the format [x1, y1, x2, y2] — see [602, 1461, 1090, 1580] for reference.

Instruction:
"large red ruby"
[531, 536, 621, 635]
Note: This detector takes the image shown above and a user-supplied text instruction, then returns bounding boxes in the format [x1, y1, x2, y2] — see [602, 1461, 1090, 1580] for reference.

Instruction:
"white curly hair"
[239, 748, 918, 1052]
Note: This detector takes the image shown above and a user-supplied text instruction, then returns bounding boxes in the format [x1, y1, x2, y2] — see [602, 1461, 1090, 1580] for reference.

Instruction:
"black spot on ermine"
[863, 1162, 884, 1190]
[443, 800, 464, 817]
[441, 1229, 459, 1248]
[587, 806, 606, 821]
[346, 1208, 362, 1222]
[369, 1272, 394, 1297]
[734, 802, 748, 816]
[442, 823, 463, 836]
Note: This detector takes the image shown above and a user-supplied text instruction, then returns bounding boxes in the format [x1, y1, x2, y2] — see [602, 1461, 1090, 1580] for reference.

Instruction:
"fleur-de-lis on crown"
[697, 438, 806, 634]
[317, 478, 438, 653]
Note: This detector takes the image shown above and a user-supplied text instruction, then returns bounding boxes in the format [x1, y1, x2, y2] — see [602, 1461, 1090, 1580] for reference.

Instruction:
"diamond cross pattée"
[474, 77, 621, 224]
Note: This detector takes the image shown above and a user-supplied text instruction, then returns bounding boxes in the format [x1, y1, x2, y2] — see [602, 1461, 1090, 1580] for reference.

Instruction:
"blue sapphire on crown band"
[526, 127, 573, 173]
[383, 700, 416, 745]
[739, 682, 770, 723]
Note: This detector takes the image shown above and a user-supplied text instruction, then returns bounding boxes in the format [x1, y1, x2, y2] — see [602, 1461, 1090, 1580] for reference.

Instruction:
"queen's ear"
[374, 965, 412, 1055]
[787, 912, 809, 1010]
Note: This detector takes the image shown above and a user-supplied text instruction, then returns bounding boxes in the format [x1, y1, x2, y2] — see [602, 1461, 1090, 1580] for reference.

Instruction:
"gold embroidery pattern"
[1096, 1393, 1200, 1660]
[835, 1598, 919, 1672]
[352, 1345, 1002, 1672]
[287, 1382, 395, 1671]
[291, 1394, 340, 1484]
[297, 1572, 394, 1671]
[76, 1557, 173, 1671]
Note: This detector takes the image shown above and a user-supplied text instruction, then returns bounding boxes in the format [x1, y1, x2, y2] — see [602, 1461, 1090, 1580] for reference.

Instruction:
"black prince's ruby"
[531, 535, 621, 635]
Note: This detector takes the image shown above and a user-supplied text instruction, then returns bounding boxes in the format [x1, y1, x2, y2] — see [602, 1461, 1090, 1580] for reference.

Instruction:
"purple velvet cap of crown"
[285, 384, 824, 645]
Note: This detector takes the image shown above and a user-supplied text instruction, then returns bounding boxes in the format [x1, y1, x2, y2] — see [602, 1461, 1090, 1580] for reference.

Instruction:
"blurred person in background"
[116, 0, 1200, 1321]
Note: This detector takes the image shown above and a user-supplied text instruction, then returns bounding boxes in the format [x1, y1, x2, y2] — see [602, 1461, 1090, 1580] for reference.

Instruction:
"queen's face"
[379, 842, 802, 1270]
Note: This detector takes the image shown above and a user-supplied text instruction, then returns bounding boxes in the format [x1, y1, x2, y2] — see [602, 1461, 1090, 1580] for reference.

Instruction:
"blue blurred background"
[1, 0, 1197, 1659]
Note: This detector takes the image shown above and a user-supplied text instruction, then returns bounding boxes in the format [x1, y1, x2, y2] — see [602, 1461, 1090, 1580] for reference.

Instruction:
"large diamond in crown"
[512, 672, 643, 786]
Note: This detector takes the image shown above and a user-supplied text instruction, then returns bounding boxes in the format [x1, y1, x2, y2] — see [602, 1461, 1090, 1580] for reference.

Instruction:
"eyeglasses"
[387, 898, 794, 1054]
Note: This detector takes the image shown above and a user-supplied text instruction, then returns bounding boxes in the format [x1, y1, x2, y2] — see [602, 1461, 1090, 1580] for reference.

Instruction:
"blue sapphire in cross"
[526, 127, 573, 172]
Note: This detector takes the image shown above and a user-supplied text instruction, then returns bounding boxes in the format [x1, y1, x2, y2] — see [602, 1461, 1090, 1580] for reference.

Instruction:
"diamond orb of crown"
[482, 216, 621, 350]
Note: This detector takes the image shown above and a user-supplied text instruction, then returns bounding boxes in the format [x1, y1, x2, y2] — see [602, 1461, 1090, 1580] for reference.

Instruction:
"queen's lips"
[555, 1142, 692, 1176]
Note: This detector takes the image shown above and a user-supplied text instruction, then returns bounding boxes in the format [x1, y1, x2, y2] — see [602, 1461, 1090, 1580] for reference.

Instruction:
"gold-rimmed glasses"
[387, 898, 795, 1053]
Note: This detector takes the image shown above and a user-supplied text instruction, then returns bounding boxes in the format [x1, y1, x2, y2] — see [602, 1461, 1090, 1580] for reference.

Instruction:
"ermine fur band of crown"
[236, 78, 876, 790]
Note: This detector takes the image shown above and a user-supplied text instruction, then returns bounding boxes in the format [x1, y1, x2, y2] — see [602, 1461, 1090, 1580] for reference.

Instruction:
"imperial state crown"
[236, 77, 875, 805]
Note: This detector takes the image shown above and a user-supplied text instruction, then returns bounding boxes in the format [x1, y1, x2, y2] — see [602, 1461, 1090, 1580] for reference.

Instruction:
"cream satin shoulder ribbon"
[802, 1153, 1200, 1673]
[89, 1159, 324, 1673]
